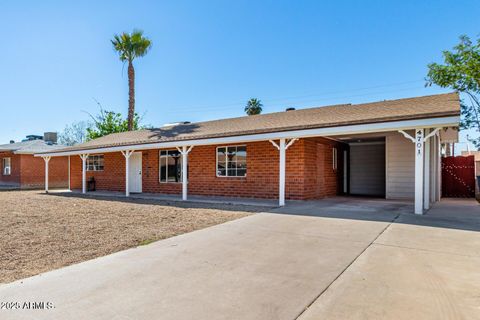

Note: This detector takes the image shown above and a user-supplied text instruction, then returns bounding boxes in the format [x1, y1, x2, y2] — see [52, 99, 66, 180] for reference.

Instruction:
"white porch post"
[431, 135, 437, 202]
[43, 156, 51, 193]
[121, 150, 134, 197]
[437, 132, 442, 201]
[80, 154, 89, 194]
[399, 127, 442, 214]
[279, 138, 286, 206]
[125, 153, 130, 197]
[414, 129, 424, 215]
[182, 148, 188, 200]
[269, 138, 298, 206]
[177, 146, 194, 201]
[181, 147, 188, 201]
[343, 150, 348, 194]
[423, 129, 430, 210]
[68, 155, 71, 191]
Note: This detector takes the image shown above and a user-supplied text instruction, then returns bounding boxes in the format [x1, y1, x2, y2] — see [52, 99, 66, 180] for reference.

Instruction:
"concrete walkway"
[51, 189, 279, 207]
[0, 198, 479, 320]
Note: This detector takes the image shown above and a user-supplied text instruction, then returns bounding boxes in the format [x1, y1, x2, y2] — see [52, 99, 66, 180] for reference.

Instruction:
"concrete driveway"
[298, 198, 480, 320]
[1, 198, 479, 320]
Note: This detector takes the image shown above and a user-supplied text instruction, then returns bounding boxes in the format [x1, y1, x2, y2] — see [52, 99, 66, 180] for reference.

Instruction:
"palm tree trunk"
[127, 60, 135, 131]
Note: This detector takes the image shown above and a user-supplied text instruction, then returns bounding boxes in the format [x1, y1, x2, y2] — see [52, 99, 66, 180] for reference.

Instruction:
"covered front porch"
[37, 116, 459, 215]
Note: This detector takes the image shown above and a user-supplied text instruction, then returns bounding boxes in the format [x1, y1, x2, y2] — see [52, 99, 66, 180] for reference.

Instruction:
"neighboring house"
[0, 133, 69, 189]
[37, 93, 460, 214]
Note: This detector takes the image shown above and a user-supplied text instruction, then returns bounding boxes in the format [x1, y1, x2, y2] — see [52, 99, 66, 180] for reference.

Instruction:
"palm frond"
[111, 29, 152, 62]
[244, 98, 263, 115]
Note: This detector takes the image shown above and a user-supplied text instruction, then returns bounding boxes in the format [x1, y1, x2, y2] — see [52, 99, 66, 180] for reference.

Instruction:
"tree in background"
[244, 98, 263, 115]
[86, 108, 141, 141]
[426, 35, 480, 149]
[111, 30, 152, 131]
[58, 121, 89, 146]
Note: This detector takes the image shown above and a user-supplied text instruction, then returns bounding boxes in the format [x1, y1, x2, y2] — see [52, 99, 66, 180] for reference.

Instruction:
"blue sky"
[1, 0, 478, 151]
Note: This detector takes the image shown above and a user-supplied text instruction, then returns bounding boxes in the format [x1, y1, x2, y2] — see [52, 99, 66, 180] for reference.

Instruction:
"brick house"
[0, 133, 69, 189]
[37, 93, 460, 214]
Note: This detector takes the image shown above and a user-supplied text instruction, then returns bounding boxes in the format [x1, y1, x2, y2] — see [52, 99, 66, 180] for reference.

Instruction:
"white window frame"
[332, 147, 338, 170]
[159, 150, 184, 183]
[86, 155, 104, 171]
[216, 145, 247, 178]
[2, 157, 11, 175]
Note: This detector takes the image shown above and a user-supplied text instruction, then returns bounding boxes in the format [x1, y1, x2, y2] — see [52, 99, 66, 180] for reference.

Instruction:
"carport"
[328, 127, 454, 214]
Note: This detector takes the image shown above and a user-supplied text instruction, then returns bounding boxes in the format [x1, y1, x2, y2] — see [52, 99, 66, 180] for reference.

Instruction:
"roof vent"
[9, 140, 15, 144]
[43, 132, 57, 144]
[285, 107, 296, 112]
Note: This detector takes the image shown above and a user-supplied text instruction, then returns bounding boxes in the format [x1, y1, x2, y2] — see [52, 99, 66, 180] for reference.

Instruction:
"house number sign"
[416, 129, 423, 157]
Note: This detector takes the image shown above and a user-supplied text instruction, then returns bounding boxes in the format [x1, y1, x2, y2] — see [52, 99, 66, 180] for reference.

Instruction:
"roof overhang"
[35, 115, 460, 157]
[12, 151, 36, 155]
[0, 150, 45, 155]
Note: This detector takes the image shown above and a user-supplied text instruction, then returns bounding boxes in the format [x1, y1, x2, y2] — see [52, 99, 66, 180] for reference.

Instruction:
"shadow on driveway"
[45, 191, 480, 232]
[270, 196, 480, 232]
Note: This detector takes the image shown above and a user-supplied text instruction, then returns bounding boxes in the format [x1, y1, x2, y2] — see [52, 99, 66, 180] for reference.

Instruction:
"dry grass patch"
[0, 190, 262, 283]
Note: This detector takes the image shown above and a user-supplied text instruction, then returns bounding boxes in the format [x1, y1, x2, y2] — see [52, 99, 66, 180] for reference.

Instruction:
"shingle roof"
[0, 140, 66, 154]
[41, 92, 460, 154]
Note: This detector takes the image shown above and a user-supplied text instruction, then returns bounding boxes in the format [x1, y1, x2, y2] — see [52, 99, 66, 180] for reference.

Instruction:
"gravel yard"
[0, 190, 260, 283]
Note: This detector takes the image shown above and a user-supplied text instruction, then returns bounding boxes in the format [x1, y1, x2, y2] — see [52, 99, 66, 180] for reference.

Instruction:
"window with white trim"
[86, 155, 104, 171]
[332, 147, 338, 170]
[2, 158, 11, 175]
[159, 150, 184, 183]
[217, 146, 246, 177]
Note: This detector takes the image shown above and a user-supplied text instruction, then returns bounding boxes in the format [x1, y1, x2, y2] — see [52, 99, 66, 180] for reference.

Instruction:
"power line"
[167, 84, 428, 114]
[164, 79, 425, 112]
[257, 80, 425, 104]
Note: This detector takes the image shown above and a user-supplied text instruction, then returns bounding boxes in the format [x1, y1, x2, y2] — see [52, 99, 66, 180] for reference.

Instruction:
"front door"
[129, 152, 142, 193]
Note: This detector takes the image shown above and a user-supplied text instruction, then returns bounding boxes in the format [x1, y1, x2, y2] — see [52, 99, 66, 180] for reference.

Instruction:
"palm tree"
[244, 98, 263, 115]
[112, 30, 152, 131]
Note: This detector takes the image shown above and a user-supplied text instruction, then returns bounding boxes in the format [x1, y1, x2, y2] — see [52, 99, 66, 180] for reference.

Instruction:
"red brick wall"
[70, 153, 126, 192]
[303, 138, 346, 199]
[0, 152, 21, 186]
[20, 155, 69, 189]
[69, 138, 345, 200]
[0, 152, 68, 188]
[138, 140, 315, 199]
[317, 138, 346, 197]
[142, 149, 181, 194]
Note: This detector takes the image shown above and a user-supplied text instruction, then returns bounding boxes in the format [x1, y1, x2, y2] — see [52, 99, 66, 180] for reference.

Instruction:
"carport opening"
[344, 137, 386, 198]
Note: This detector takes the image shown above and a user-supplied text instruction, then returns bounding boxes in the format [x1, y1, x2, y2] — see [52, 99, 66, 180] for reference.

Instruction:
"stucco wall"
[386, 131, 415, 199]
